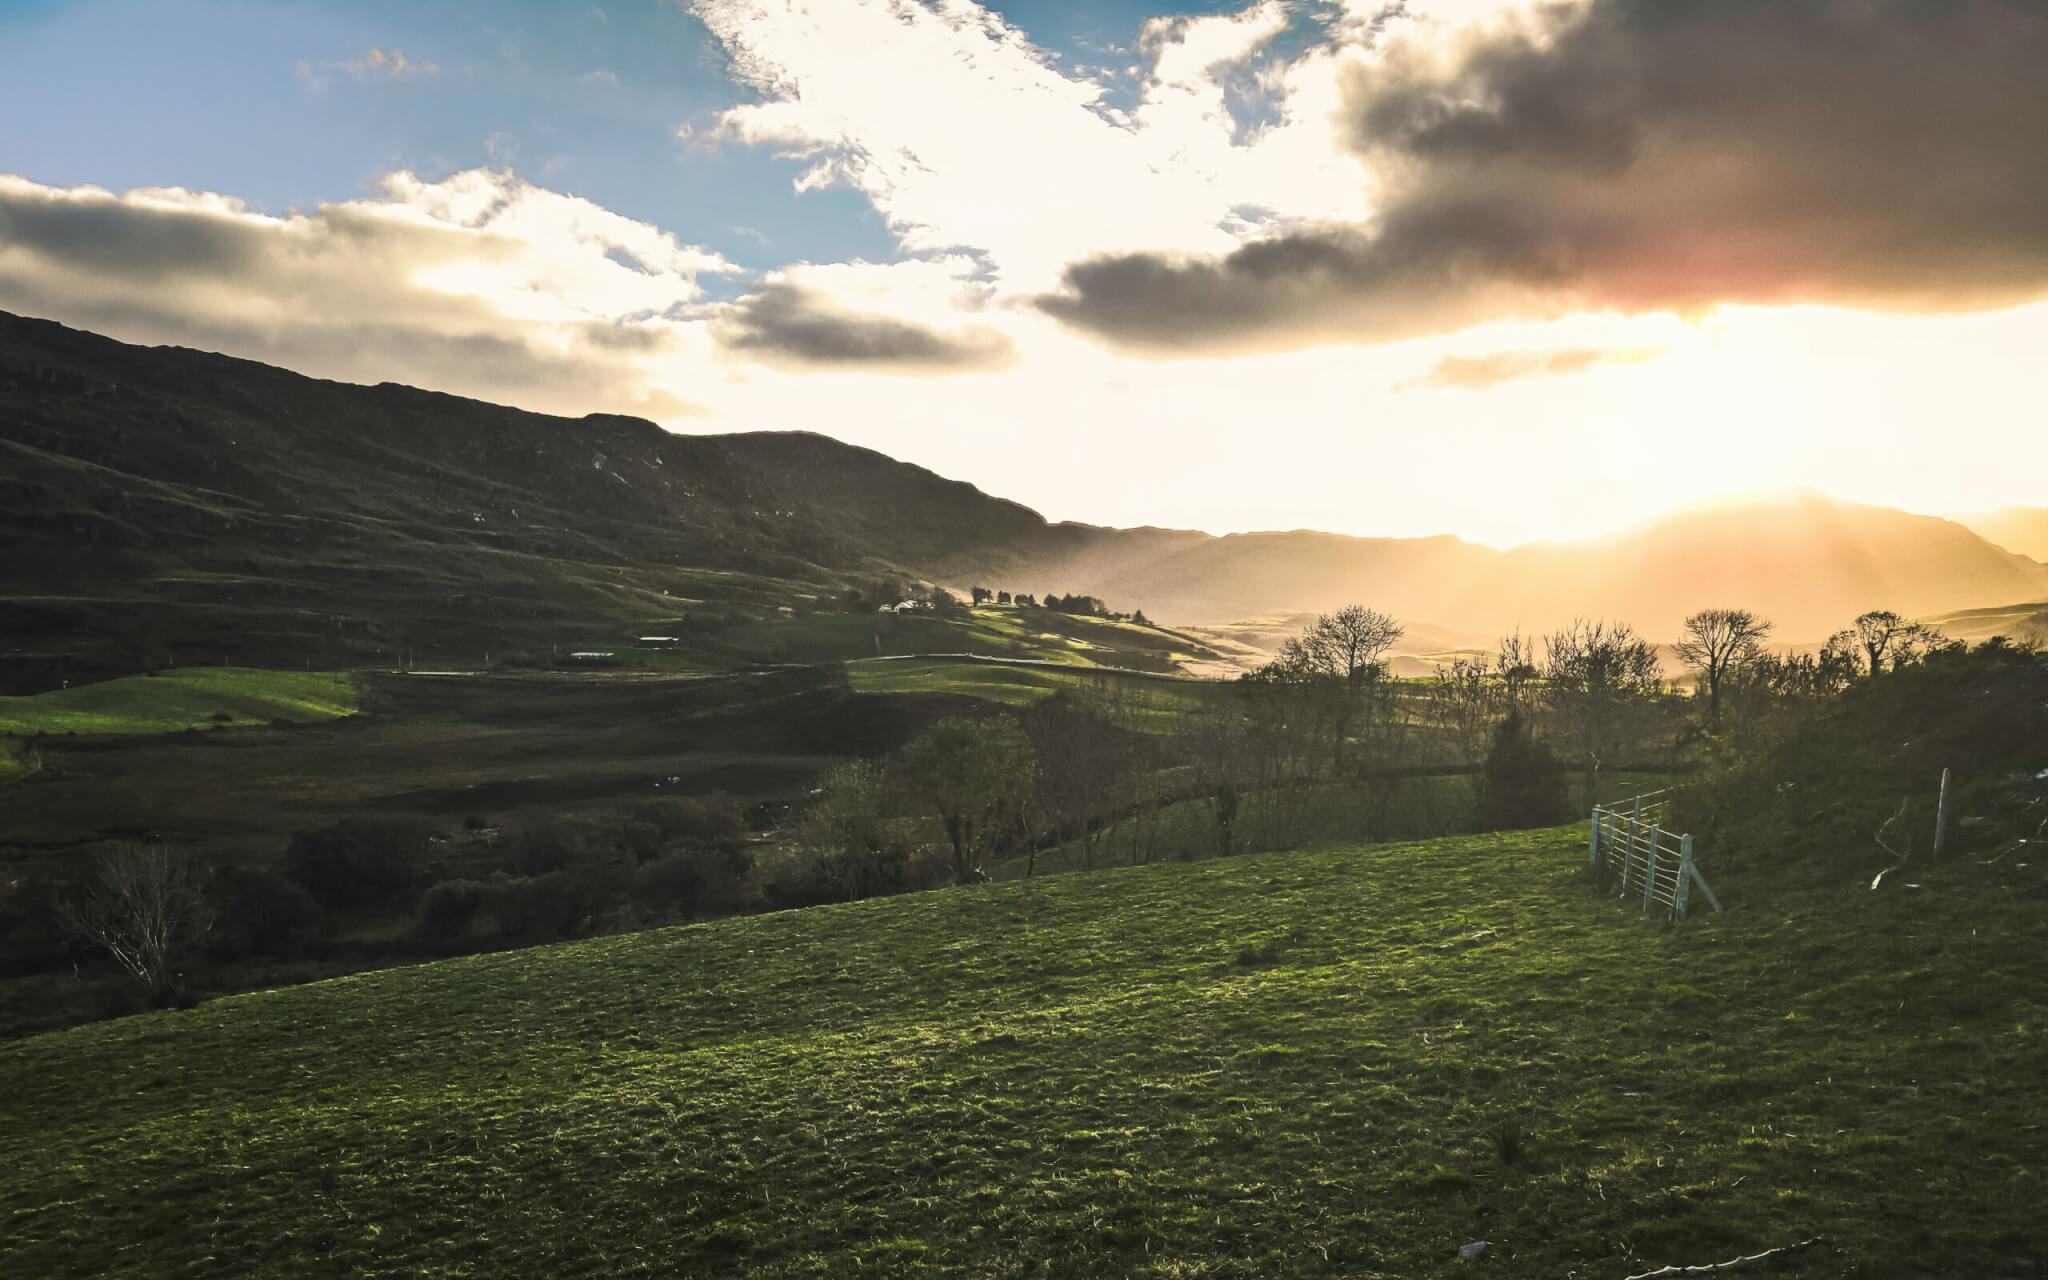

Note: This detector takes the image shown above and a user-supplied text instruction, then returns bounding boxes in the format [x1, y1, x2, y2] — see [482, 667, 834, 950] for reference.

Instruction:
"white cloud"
[0, 170, 733, 419]
[688, 0, 1369, 293]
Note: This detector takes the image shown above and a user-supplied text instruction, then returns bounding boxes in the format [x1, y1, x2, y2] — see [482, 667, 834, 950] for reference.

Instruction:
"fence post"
[1626, 796, 1643, 896]
[1932, 767, 1952, 862]
[1589, 810, 1602, 868]
[1674, 833, 1694, 918]
[1644, 825, 1663, 911]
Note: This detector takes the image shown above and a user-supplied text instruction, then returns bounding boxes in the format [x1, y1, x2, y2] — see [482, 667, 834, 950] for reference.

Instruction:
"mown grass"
[3, 826, 2042, 1278]
[0, 668, 358, 736]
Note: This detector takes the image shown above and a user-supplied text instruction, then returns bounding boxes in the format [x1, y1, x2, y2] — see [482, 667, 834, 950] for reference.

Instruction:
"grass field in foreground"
[0, 667, 359, 736]
[3, 827, 2042, 1278]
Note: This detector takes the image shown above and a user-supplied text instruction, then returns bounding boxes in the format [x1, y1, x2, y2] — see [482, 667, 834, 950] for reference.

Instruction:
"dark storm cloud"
[1039, 0, 2048, 355]
[714, 283, 1015, 372]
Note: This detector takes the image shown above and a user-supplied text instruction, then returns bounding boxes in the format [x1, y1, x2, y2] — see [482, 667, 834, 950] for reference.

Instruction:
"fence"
[1589, 789, 1722, 920]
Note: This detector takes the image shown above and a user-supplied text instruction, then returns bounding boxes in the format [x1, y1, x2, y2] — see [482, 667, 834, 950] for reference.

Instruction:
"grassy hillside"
[716, 604, 1230, 674]
[0, 311, 1078, 689]
[4, 826, 2041, 1278]
[0, 667, 357, 735]
[1919, 597, 2048, 646]
[0, 667, 963, 863]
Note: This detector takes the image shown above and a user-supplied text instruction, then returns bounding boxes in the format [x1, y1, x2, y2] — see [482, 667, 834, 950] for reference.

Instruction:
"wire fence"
[1590, 789, 1722, 920]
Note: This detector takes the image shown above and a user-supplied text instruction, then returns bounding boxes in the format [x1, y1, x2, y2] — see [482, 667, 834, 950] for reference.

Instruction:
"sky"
[1, 0, 2044, 547]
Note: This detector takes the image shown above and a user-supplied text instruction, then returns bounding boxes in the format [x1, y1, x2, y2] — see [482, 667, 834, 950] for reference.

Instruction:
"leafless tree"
[1495, 630, 1540, 716]
[1278, 605, 1404, 773]
[1544, 619, 1665, 809]
[1426, 655, 1502, 803]
[1827, 610, 1952, 677]
[1019, 692, 1122, 872]
[58, 844, 214, 1005]
[1675, 608, 1773, 716]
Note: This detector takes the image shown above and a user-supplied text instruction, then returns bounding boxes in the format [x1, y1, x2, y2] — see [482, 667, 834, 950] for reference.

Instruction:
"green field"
[720, 605, 1226, 674]
[0, 668, 359, 736]
[3, 825, 2041, 1278]
[849, 656, 1210, 727]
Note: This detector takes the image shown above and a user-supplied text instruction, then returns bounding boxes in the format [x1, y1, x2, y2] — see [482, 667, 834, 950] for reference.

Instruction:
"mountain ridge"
[3, 309, 2043, 689]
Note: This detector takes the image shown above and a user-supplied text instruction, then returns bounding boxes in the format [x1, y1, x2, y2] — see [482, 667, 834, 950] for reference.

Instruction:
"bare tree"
[1544, 620, 1665, 809]
[1279, 605, 1404, 772]
[1018, 692, 1122, 872]
[1675, 608, 1773, 716]
[59, 844, 214, 1005]
[1495, 630, 1540, 715]
[1296, 605, 1405, 684]
[901, 716, 1036, 883]
[1426, 655, 1502, 803]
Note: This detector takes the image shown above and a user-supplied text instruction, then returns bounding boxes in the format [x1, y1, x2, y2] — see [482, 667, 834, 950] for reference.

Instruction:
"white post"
[1932, 767, 1952, 863]
[1674, 833, 1694, 918]
[1589, 810, 1602, 868]
[1644, 825, 1662, 910]
[1626, 796, 1643, 896]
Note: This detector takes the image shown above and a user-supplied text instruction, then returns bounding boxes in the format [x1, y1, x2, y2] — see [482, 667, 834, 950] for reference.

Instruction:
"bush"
[1478, 710, 1572, 831]
[207, 864, 323, 962]
[633, 794, 746, 859]
[511, 812, 657, 875]
[283, 816, 436, 911]
[415, 879, 493, 944]
[494, 866, 623, 942]
[636, 843, 751, 917]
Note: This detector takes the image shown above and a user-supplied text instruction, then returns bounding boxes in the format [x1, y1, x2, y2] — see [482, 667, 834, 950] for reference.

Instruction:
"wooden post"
[1674, 833, 1694, 918]
[1644, 825, 1662, 910]
[1932, 767, 1952, 862]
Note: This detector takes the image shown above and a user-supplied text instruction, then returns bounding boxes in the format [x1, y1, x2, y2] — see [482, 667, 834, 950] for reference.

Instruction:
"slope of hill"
[3, 825, 2041, 1278]
[1921, 598, 2048, 646]
[0, 311, 1068, 687]
[6, 310, 2043, 690]
[1951, 507, 2048, 563]
[1027, 492, 2048, 641]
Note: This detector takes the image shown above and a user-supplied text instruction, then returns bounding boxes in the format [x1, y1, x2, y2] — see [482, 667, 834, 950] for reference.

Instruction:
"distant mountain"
[4, 311, 2042, 689]
[1950, 508, 2048, 563]
[1005, 492, 2048, 642]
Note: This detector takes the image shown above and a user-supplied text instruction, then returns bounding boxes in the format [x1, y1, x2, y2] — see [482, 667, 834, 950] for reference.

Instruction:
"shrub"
[207, 864, 323, 962]
[1477, 710, 1572, 831]
[282, 816, 436, 912]
[415, 879, 492, 943]
[636, 843, 750, 917]
[633, 794, 746, 859]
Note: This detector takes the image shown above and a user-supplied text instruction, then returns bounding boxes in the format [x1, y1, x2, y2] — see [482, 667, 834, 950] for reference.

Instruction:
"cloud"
[1399, 345, 1662, 391]
[1038, 0, 2048, 355]
[0, 170, 733, 419]
[714, 283, 1013, 372]
[710, 257, 1016, 372]
[685, 0, 1368, 292]
[296, 46, 439, 90]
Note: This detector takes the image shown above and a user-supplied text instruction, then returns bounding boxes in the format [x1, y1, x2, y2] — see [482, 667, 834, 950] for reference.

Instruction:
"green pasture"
[2, 825, 2040, 1277]
[0, 668, 359, 736]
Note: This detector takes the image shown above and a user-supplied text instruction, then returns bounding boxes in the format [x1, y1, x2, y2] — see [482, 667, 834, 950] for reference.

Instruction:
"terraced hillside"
[4, 827, 2041, 1278]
